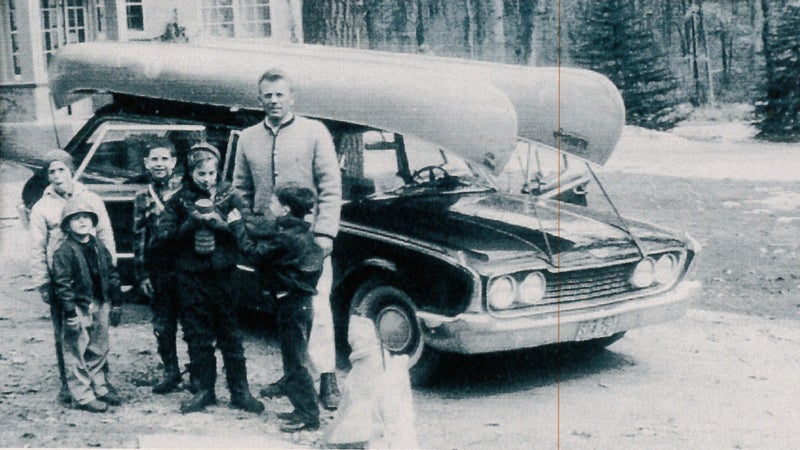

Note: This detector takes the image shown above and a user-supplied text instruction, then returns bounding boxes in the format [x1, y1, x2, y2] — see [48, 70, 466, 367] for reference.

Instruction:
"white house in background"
[0, 0, 302, 123]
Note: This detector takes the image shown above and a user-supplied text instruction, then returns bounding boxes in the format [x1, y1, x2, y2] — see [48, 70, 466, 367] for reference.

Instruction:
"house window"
[41, 0, 62, 66]
[8, 0, 22, 76]
[126, 0, 143, 31]
[202, 0, 270, 38]
[40, 0, 90, 66]
[64, 0, 87, 44]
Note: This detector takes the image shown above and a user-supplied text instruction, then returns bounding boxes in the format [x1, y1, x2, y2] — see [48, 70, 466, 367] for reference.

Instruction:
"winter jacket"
[29, 183, 116, 289]
[51, 235, 122, 314]
[132, 175, 182, 281]
[156, 180, 248, 273]
[234, 214, 324, 296]
[232, 115, 342, 239]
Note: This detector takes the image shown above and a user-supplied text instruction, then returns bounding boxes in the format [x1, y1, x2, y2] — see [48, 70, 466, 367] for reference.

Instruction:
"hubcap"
[376, 305, 414, 353]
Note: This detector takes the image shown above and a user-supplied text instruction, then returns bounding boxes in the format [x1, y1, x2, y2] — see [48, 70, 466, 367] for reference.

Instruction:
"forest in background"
[300, 0, 800, 140]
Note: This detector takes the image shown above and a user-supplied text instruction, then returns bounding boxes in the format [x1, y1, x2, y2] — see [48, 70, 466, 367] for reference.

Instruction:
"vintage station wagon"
[15, 41, 700, 385]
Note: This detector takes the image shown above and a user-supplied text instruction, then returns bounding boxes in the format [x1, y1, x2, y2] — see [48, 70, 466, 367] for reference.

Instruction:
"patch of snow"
[606, 125, 800, 182]
[749, 190, 800, 211]
[671, 122, 758, 143]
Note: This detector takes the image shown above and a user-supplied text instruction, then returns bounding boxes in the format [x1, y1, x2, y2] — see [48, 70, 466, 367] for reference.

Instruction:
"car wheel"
[351, 281, 441, 386]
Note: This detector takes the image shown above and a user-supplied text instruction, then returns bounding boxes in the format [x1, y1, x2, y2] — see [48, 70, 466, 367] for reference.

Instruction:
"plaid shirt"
[133, 175, 182, 283]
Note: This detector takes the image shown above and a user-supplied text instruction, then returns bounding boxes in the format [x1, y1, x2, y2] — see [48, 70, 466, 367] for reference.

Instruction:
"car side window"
[74, 121, 206, 184]
[361, 131, 405, 194]
[336, 129, 409, 200]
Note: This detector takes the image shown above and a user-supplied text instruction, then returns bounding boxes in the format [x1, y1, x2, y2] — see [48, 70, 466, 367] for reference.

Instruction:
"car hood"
[343, 190, 687, 269]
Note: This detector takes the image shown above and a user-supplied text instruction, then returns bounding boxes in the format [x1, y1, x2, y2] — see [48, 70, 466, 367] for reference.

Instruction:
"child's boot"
[153, 342, 182, 394]
[225, 356, 264, 414]
[319, 372, 341, 410]
[180, 359, 216, 413]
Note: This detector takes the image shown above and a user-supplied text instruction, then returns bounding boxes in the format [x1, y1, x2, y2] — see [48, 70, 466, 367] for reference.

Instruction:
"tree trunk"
[761, 0, 774, 90]
[365, 0, 417, 52]
[464, 0, 476, 57]
[529, 1, 556, 66]
[697, 0, 715, 105]
[488, 0, 505, 62]
[720, 27, 729, 87]
[663, 0, 673, 48]
[679, 0, 692, 57]
[303, 0, 367, 47]
[690, 1, 702, 104]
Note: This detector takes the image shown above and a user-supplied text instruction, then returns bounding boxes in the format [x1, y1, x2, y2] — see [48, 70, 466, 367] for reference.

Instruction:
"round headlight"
[487, 276, 516, 310]
[518, 272, 547, 305]
[654, 253, 678, 284]
[630, 258, 655, 288]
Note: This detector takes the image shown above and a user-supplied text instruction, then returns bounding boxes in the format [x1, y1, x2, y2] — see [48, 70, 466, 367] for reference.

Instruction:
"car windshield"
[362, 131, 497, 196]
[496, 139, 590, 195]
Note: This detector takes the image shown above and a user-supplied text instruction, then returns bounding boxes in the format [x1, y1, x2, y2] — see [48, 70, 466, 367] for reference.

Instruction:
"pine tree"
[756, 1, 800, 140]
[569, 0, 686, 130]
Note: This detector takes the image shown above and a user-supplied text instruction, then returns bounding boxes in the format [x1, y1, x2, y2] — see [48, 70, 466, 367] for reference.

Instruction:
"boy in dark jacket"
[156, 143, 263, 415]
[132, 136, 184, 394]
[51, 198, 123, 413]
[234, 184, 325, 432]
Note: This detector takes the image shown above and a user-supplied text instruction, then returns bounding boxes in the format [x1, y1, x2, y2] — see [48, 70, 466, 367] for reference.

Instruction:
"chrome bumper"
[417, 280, 701, 354]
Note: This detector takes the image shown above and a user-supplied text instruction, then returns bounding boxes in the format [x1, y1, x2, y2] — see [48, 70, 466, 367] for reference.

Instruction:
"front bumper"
[417, 280, 701, 354]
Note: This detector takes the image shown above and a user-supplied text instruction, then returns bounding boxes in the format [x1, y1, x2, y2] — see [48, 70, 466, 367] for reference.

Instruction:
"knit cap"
[43, 149, 75, 172]
[188, 142, 221, 161]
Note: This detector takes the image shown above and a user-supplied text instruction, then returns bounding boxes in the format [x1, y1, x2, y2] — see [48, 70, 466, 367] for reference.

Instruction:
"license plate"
[575, 316, 619, 341]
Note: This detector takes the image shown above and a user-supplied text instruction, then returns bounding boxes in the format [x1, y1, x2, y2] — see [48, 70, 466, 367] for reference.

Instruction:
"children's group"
[27, 68, 345, 434]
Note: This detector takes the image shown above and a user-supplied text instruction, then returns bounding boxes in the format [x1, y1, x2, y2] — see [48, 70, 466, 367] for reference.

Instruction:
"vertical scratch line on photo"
[556, 0, 563, 449]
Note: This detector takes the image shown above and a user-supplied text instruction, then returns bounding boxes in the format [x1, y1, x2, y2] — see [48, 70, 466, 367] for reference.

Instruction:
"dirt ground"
[1, 123, 799, 448]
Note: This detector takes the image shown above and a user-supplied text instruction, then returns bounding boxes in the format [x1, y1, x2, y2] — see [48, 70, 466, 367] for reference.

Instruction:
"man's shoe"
[319, 372, 341, 411]
[97, 390, 122, 406]
[230, 392, 265, 414]
[279, 416, 320, 433]
[277, 411, 299, 421]
[152, 375, 182, 394]
[259, 381, 286, 398]
[77, 399, 108, 413]
[180, 389, 216, 414]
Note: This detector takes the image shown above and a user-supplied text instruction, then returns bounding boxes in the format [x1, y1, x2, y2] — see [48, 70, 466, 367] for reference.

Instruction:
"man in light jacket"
[233, 68, 342, 411]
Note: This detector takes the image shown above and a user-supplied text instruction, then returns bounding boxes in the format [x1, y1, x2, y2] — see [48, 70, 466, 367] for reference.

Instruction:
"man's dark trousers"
[276, 293, 319, 424]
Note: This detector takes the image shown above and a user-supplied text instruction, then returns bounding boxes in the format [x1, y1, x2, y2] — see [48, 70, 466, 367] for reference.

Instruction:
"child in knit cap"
[156, 143, 263, 415]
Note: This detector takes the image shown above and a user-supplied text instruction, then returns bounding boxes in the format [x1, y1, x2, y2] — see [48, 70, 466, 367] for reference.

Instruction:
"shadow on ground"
[419, 342, 636, 397]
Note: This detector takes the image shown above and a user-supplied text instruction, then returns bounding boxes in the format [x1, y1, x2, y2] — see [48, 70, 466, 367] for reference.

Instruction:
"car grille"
[542, 262, 638, 304]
